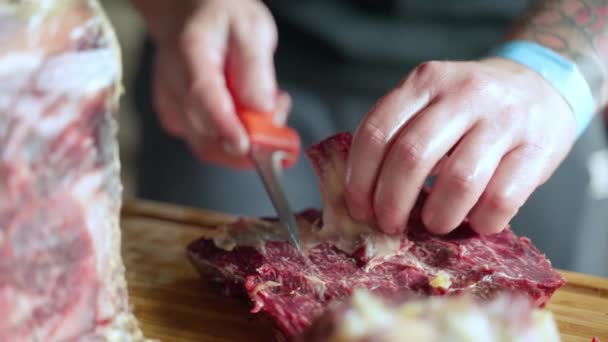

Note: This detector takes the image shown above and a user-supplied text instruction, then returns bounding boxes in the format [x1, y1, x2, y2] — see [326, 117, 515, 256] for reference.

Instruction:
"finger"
[345, 83, 433, 223]
[421, 122, 512, 234]
[152, 50, 189, 138]
[178, 108, 252, 169]
[180, 106, 212, 155]
[154, 77, 185, 138]
[373, 100, 476, 234]
[180, 112, 253, 169]
[468, 144, 547, 234]
[226, 6, 278, 113]
[183, 30, 250, 155]
[198, 140, 254, 169]
[430, 155, 449, 177]
[273, 90, 292, 126]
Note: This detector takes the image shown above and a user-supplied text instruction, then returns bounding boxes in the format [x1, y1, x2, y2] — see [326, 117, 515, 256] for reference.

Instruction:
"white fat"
[102, 312, 149, 342]
[0, 0, 56, 29]
[25, 0, 54, 29]
[70, 171, 118, 318]
[364, 234, 402, 259]
[1, 287, 41, 328]
[211, 220, 285, 253]
[312, 149, 378, 254]
[333, 290, 397, 341]
[528, 311, 561, 341]
[212, 228, 238, 252]
[51, 277, 96, 341]
[211, 215, 405, 263]
[429, 271, 452, 290]
[71, 171, 103, 203]
[250, 281, 282, 296]
[303, 274, 328, 298]
[70, 17, 99, 42]
[0, 52, 43, 108]
[329, 290, 561, 342]
[36, 48, 118, 95]
[36, 99, 80, 137]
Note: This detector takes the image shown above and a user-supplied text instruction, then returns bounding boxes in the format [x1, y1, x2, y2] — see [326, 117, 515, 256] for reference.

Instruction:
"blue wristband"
[487, 40, 595, 138]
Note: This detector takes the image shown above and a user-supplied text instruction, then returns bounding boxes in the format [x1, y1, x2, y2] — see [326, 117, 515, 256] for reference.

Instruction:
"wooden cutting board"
[120, 199, 608, 342]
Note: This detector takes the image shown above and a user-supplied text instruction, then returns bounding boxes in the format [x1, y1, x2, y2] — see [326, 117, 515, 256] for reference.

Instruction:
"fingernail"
[223, 137, 249, 156]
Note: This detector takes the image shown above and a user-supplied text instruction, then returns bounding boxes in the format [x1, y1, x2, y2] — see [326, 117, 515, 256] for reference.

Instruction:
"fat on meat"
[187, 132, 566, 340]
[0, 1, 144, 340]
[299, 289, 561, 342]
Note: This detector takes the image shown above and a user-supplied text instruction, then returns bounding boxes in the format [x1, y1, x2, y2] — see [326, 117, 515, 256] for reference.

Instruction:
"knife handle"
[238, 110, 301, 168]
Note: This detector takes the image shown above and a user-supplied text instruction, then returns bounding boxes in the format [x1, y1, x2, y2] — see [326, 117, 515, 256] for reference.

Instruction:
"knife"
[237, 110, 302, 252]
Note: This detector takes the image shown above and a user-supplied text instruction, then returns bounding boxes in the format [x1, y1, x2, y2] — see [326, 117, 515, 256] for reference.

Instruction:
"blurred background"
[100, 0, 144, 199]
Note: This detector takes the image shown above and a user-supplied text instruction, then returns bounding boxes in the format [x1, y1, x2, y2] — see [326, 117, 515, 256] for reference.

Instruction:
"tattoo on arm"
[506, 0, 608, 109]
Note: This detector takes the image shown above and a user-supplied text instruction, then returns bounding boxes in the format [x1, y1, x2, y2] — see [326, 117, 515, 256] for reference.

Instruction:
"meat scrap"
[0, 1, 144, 340]
[298, 289, 561, 342]
[187, 132, 566, 339]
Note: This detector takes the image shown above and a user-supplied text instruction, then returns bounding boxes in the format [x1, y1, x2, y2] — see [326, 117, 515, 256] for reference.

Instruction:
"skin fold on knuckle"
[393, 137, 428, 170]
[459, 71, 493, 98]
[178, 28, 218, 74]
[409, 61, 447, 87]
[193, 76, 232, 115]
[359, 119, 391, 149]
[464, 187, 514, 235]
[519, 142, 545, 161]
[444, 167, 478, 196]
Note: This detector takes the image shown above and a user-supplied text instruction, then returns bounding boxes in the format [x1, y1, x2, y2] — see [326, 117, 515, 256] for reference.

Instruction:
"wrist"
[485, 40, 595, 138]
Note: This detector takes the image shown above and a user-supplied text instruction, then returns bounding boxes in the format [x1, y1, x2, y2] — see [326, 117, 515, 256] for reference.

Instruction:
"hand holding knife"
[236, 110, 302, 252]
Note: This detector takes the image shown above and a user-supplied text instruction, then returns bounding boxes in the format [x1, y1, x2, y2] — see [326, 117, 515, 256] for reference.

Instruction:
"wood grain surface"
[121, 199, 608, 342]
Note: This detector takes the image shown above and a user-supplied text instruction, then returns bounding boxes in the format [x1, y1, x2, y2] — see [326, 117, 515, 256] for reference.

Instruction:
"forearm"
[130, 0, 197, 44]
[505, 0, 608, 111]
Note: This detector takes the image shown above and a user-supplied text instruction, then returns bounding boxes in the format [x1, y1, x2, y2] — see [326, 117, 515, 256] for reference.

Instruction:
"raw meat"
[187, 132, 566, 339]
[0, 1, 143, 340]
[299, 289, 561, 342]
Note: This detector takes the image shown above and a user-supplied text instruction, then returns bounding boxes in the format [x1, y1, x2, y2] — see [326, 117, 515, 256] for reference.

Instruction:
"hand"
[151, 0, 291, 168]
[345, 58, 577, 235]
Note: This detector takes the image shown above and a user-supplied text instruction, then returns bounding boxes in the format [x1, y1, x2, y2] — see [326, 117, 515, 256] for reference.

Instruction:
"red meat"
[187, 132, 565, 339]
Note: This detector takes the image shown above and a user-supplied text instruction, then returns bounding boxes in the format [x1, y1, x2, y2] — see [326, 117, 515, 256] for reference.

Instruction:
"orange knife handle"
[238, 111, 301, 169]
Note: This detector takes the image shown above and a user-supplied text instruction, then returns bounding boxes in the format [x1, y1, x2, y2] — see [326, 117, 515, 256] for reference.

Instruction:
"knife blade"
[250, 146, 301, 251]
[237, 110, 302, 251]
